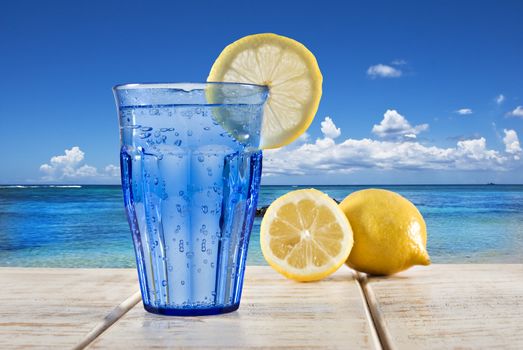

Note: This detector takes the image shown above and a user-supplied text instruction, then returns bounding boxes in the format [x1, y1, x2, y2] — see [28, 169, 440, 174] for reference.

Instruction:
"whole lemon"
[339, 189, 430, 275]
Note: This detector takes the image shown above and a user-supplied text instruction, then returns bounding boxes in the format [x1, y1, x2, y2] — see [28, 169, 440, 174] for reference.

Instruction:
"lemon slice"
[208, 33, 323, 149]
[260, 189, 353, 281]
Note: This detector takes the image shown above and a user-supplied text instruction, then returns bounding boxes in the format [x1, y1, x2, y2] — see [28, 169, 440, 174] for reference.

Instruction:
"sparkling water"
[115, 83, 267, 315]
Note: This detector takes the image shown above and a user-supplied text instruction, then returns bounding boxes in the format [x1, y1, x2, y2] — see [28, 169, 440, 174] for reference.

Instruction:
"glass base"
[143, 303, 240, 316]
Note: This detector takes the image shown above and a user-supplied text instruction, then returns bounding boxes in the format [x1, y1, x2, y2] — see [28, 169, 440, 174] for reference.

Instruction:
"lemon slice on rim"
[260, 189, 353, 281]
[208, 33, 323, 149]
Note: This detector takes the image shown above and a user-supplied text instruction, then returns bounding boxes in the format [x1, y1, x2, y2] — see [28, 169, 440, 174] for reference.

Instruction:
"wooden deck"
[0, 265, 521, 349]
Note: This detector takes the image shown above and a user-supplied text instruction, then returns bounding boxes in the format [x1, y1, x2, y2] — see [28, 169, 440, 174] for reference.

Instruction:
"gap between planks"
[73, 291, 142, 350]
[357, 272, 396, 350]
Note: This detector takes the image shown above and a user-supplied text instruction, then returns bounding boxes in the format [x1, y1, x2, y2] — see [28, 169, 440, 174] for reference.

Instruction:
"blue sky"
[1, 0, 522, 184]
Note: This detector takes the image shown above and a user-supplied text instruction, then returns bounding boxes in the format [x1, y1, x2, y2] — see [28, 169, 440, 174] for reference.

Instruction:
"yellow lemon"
[339, 189, 430, 275]
[208, 33, 322, 149]
[260, 189, 353, 281]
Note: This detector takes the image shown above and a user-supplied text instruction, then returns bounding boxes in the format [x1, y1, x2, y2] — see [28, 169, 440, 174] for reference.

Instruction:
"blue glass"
[113, 83, 268, 316]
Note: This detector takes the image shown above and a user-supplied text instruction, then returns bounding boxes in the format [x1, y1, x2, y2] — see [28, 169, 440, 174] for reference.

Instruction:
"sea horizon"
[3, 183, 523, 187]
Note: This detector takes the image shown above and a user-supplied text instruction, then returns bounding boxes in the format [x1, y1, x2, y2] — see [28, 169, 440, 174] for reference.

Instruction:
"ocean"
[0, 185, 522, 267]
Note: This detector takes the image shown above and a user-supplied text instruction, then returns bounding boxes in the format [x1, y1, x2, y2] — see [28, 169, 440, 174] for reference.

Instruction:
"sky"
[1, 0, 522, 185]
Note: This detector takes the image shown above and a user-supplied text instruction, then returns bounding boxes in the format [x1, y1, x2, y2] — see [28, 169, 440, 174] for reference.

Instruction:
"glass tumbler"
[113, 83, 268, 315]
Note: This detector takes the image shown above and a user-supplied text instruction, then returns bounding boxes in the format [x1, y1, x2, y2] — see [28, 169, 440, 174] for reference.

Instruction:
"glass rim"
[113, 81, 268, 92]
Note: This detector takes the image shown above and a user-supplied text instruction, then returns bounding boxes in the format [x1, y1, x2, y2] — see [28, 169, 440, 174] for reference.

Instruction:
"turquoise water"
[0, 185, 522, 267]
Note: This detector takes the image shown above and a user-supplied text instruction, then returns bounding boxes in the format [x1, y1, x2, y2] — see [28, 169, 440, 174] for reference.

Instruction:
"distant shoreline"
[2, 183, 523, 187]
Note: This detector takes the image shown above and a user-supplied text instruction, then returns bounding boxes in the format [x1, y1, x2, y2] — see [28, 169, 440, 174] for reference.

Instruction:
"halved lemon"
[260, 189, 353, 281]
[208, 33, 323, 149]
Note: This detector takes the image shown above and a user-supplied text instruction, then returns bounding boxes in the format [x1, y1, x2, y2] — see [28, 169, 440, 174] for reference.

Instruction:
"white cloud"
[320, 117, 341, 139]
[508, 106, 523, 118]
[503, 129, 522, 160]
[367, 64, 402, 78]
[372, 109, 428, 139]
[495, 94, 505, 105]
[263, 117, 519, 177]
[104, 164, 121, 177]
[391, 59, 407, 66]
[455, 108, 473, 115]
[39, 146, 119, 181]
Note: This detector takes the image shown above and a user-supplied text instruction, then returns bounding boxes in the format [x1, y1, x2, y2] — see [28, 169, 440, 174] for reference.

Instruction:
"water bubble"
[154, 131, 161, 137]
[168, 265, 173, 272]
[197, 155, 204, 162]
[175, 225, 181, 233]
[176, 204, 182, 213]
[174, 139, 182, 146]
[201, 205, 208, 214]
[186, 252, 194, 258]
[207, 168, 212, 176]
[201, 239, 206, 252]
[210, 262, 215, 268]
[202, 224, 206, 229]
[178, 190, 184, 196]
[195, 107, 202, 114]
[181, 280, 185, 285]
[149, 108, 160, 116]
[174, 132, 179, 136]
[203, 126, 210, 131]
[161, 280, 167, 287]
[140, 126, 153, 132]
[160, 128, 169, 132]
[178, 240, 184, 252]
[153, 177, 159, 185]
[139, 132, 151, 139]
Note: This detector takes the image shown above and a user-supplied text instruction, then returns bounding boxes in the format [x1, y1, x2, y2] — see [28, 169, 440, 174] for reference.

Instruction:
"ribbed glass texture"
[113, 83, 267, 315]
